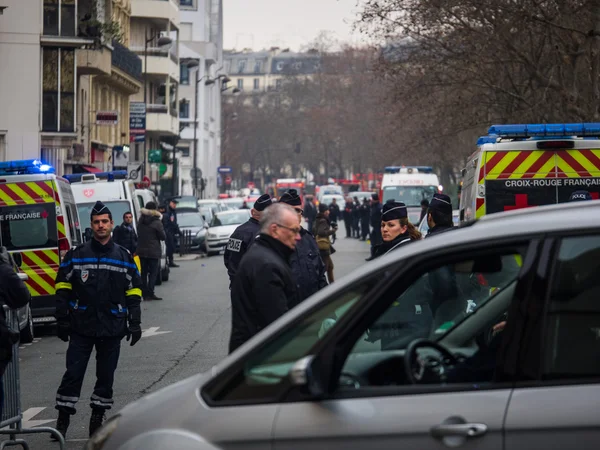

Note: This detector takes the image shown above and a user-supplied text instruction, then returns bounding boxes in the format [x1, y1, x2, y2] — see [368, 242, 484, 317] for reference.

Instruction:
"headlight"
[208, 233, 217, 239]
[84, 414, 120, 450]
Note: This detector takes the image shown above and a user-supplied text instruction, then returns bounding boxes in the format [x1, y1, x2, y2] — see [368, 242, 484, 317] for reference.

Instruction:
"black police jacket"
[370, 202, 382, 229]
[55, 238, 142, 338]
[289, 228, 328, 306]
[426, 224, 455, 238]
[224, 217, 260, 285]
[229, 234, 299, 353]
[163, 207, 180, 235]
[371, 232, 413, 259]
[113, 222, 138, 254]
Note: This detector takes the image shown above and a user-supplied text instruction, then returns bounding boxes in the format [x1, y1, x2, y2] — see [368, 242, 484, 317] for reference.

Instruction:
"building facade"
[177, 0, 223, 198]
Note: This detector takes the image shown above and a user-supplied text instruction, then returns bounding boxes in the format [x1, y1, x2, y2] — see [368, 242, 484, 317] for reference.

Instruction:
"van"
[380, 166, 441, 224]
[460, 123, 600, 223]
[0, 160, 82, 325]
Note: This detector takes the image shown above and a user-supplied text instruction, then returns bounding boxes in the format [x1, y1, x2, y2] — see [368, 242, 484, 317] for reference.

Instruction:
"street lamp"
[142, 30, 172, 179]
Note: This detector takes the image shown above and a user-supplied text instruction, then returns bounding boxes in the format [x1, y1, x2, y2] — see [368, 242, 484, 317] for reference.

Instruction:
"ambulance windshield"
[77, 201, 132, 227]
[0, 203, 58, 250]
[382, 185, 438, 206]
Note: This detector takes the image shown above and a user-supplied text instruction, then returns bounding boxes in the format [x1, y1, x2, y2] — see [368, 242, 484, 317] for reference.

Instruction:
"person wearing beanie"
[314, 202, 338, 283]
[136, 201, 166, 300]
[224, 193, 273, 287]
[278, 189, 328, 305]
[53, 200, 142, 439]
[426, 193, 455, 238]
[369, 199, 422, 260]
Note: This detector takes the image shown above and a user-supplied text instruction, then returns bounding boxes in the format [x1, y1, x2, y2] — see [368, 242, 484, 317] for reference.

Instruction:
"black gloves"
[126, 325, 142, 346]
[57, 321, 70, 342]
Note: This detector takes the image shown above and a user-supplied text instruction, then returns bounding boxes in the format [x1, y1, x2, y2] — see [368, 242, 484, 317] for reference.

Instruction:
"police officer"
[367, 193, 382, 260]
[371, 200, 422, 259]
[224, 193, 272, 286]
[163, 198, 180, 267]
[279, 189, 328, 305]
[426, 193, 454, 238]
[53, 201, 142, 439]
[569, 190, 593, 201]
[359, 197, 371, 241]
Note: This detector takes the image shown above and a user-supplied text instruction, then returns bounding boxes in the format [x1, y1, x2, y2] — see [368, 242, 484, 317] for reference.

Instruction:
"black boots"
[53, 411, 70, 440]
[89, 409, 106, 437]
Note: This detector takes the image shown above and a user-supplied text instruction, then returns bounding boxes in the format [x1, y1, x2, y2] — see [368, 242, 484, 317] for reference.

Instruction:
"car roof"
[215, 209, 249, 215]
[216, 201, 600, 365]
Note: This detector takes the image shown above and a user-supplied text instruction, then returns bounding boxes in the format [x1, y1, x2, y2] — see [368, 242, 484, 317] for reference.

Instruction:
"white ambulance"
[380, 166, 442, 224]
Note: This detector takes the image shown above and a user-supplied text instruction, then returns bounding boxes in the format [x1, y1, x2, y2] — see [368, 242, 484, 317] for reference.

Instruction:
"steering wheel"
[404, 339, 458, 384]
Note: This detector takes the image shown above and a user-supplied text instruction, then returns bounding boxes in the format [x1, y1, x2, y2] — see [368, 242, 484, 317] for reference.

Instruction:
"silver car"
[87, 201, 600, 450]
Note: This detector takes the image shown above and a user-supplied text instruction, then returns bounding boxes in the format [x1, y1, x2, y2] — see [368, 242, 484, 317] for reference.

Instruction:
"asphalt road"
[11, 236, 370, 449]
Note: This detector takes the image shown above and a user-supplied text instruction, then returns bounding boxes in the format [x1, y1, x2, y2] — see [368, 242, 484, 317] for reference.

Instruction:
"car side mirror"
[84, 228, 93, 242]
[288, 355, 325, 398]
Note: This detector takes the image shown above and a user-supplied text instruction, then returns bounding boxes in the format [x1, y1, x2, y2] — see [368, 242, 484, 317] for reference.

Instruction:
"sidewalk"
[173, 253, 204, 262]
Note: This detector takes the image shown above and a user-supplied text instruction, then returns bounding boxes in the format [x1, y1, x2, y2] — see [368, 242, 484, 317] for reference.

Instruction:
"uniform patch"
[227, 238, 242, 252]
[81, 270, 89, 283]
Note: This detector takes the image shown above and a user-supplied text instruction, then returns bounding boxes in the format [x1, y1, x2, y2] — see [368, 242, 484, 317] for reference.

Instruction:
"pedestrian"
[163, 198, 180, 268]
[360, 198, 371, 241]
[136, 201, 166, 300]
[343, 198, 353, 238]
[304, 195, 317, 233]
[112, 211, 138, 254]
[0, 247, 30, 419]
[240, 201, 250, 209]
[367, 193, 382, 261]
[328, 198, 341, 243]
[419, 199, 430, 224]
[426, 193, 455, 237]
[314, 203, 337, 283]
[223, 193, 272, 287]
[279, 189, 328, 305]
[229, 203, 301, 353]
[371, 199, 422, 259]
[352, 196, 361, 238]
[53, 201, 142, 439]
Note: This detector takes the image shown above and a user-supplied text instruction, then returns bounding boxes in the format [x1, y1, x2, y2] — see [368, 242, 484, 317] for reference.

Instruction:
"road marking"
[142, 327, 172, 338]
[21, 407, 55, 428]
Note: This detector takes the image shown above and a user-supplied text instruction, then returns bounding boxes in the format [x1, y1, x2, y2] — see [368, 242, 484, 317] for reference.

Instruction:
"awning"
[81, 165, 102, 173]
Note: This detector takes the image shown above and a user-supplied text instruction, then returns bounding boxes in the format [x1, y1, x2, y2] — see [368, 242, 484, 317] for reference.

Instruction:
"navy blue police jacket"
[55, 238, 142, 338]
[289, 228, 328, 307]
[224, 217, 260, 286]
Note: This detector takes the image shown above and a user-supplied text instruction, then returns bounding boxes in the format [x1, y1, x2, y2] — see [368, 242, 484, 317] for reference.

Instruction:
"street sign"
[129, 102, 146, 143]
[217, 165, 233, 174]
[190, 167, 202, 180]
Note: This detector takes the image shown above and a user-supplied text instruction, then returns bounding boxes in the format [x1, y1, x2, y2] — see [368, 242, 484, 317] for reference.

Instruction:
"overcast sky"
[223, 0, 368, 51]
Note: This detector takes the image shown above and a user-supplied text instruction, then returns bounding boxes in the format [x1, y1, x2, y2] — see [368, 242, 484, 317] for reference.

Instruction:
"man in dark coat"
[229, 203, 301, 353]
[53, 201, 142, 438]
[224, 194, 272, 287]
[426, 193, 454, 238]
[352, 196, 361, 238]
[279, 189, 328, 305]
[112, 211, 138, 254]
[136, 202, 166, 300]
[304, 195, 317, 234]
[162, 198, 180, 268]
[359, 198, 371, 241]
[369, 193, 382, 259]
[343, 199, 354, 238]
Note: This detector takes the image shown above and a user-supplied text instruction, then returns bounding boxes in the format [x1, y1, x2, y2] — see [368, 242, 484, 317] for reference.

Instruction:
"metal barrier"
[178, 230, 194, 256]
[0, 307, 65, 449]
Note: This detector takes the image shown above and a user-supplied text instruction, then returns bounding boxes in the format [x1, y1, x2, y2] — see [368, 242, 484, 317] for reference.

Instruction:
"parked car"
[88, 200, 600, 450]
[198, 199, 226, 213]
[205, 209, 251, 256]
[220, 198, 247, 210]
[175, 208, 208, 252]
[172, 195, 199, 210]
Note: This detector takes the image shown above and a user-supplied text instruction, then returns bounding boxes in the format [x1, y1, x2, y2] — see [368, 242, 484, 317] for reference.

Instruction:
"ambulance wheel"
[20, 308, 34, 344]
[162, 266, 169, 282]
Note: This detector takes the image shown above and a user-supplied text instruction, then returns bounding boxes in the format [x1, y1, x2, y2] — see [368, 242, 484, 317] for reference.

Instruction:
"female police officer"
[371, 199, 422, 259]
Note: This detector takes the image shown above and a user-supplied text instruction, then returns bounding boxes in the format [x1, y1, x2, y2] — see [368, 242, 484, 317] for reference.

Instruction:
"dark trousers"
[140, 257, 159, 297]
[370, 227, 382, 256]
[56, 333, 121, 415]
[352, 217, 360, 237]
[165, 232, 175, 263]
[344, 218, 352, 237]
[361, 219, 370, 240]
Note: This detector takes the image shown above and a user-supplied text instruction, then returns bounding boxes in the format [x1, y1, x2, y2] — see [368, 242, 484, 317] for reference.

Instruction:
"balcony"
[146, 105, 179, 136]
[76, 45, 112, 76]
[131, 0, 180, 28]
[130, 47, 179, 80]
[112, 41, 143, 80]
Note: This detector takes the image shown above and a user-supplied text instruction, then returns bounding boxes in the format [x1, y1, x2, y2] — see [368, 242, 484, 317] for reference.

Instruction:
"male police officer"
[426, 193, 454, 238]
[279, 189, 328, 305]
[163, 198, 180, 267]
[569, 190, 593, 201]
[224, 194, 272, 286]
[54, 201, 142, 439]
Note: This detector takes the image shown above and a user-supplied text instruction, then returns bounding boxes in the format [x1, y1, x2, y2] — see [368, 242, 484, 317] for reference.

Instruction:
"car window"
[542, 235, 600, 380]
[204, 280, 376, 404]
[178, 213, 204, 227]
[339, 248, 525, 389]
[210, 212, 248, 227]
[0, 203, 58, 250]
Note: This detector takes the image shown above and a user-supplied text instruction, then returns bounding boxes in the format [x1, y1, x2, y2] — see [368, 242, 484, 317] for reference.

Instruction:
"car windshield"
[77, 201, 132, 228]
[222, 199, 244, 209]
[321, 195, 344, 205]
[175, 196, 198, 209]
[178, 212, 204, 227]
[210, 211, 249, 227]
[382, 186, 438, 206]
[0, 203, 58, 250]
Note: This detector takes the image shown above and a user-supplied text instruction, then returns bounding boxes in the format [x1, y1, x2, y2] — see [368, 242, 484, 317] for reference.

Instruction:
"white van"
[380, 166, 442, 224]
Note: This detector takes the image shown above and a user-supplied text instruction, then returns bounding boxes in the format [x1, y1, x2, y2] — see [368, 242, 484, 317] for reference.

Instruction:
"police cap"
[254, 194, 273, 211]
[91, 201, 112, 220]
[279, 189, 302, 206]
[381, 199, 407, 221]
[428, 193, 453, 215]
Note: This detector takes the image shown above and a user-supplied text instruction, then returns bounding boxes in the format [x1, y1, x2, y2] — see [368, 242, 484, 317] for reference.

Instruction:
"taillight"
[58, 238, 70, 261]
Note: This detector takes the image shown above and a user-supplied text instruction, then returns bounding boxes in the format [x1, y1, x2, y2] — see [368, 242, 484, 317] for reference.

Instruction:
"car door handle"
[431, 423, 488, 438]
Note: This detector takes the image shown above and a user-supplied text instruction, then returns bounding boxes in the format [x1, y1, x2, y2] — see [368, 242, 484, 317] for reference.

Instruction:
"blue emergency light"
[0, 159, 55, 175]
[384, 166, 434, 174]
[487, 123, 600, 138]
[64, 170, 128, 183]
